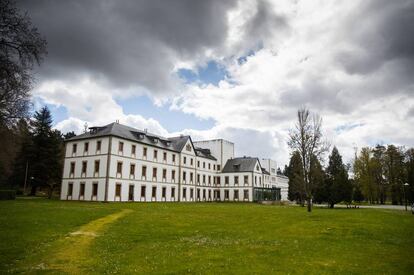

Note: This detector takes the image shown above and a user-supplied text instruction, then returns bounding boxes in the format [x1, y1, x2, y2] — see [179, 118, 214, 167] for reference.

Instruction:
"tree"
[63, 131, 76, 139]
[287, 151, 305, 205]
[324, 147, 351, 208]
[0, 0, 47, 126]
[405, 148, 414, 203]
[354, 147, 376, 203]
[371, 145, 386, 204]
[384, 145, 405, 205]
[311, 156, 328, 204]
[288, 108, 328, 212]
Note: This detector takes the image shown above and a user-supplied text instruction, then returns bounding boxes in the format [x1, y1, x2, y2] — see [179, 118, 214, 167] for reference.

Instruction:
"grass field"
[0, 199, 413, 274]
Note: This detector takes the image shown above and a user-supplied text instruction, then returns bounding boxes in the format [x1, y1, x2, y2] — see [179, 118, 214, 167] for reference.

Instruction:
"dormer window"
[186, 144, 191, 152]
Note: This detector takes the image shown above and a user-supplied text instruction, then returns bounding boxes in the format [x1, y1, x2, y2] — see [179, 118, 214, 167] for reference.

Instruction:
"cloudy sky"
[18, 0, 414, 167]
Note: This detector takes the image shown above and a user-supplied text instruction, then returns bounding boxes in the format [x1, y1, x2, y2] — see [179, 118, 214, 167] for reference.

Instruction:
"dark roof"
[66, 122, 189, 152]
[66, 122, 215, 160]
[261, 168, 270, 175]
[222, 157, 262, 173]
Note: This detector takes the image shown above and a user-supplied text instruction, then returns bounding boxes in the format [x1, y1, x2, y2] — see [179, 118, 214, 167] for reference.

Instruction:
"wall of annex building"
[193, 139, 234, 170]
[276, 175, 289, 200]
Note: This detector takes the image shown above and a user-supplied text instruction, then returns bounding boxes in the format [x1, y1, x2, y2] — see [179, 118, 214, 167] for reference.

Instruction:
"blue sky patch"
[178, 60, 228, 86]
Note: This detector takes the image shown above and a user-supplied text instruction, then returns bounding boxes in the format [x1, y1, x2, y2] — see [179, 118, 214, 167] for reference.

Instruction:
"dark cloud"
[17, 0, 240, 94]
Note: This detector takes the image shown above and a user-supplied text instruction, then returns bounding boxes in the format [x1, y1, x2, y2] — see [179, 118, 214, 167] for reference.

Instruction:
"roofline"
[193, 138, 234, 145]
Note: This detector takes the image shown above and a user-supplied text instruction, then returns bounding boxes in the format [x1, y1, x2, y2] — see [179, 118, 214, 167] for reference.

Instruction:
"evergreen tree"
[405, 148, 414, 203]
[311, 156, 327, 204]
[384, 145, 405, 205]
[287, 151, 305, 205]
[372, 145, 386, 204]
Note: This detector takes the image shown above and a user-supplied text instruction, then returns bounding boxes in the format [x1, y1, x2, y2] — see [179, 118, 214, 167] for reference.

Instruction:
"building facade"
[60, 122, 288, 202]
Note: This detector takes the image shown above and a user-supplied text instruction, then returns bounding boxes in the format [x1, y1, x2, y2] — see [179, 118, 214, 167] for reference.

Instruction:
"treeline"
[0, 107, 75, 197]
[287, 145, 414, 207]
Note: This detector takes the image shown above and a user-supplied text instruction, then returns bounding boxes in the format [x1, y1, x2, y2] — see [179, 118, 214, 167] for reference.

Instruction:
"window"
[162, 169, 167, 180]
[256, 165, 260, 171]
[203, 175, 206, 184]
[172, 154, 176, 162]
[259, 177, 262, 185]
[244, 190, 249, 200]
[128, 185, 134, 201]
[143, 147, 147, 157]
[118, 141, 123, 153]
[244, 175, 248, 185]
[224, 190, 229, 199]
[142, 166, 147, 178]
[84, 142, 89, 153]
[172, 170, 176, 180]
[79, 183, 85, 197]
[217, 165, 221, 171]
[141, 185, 146, 198]
[130, 164, 135, 176]
[203, 162, 205, 168]
[131, 145, 136, 155]
[234, 190, 239, 200]
[208, 176, 211, 185]
[197, 174, 200, 184]
[152, 186, 156, 198]
[190, 172, 193, 182]
[213, 164, 216, 170]
[82, 161, 87, 174]
[186, 144, 191, 151]
[152, 167, 157, 180]
[197, 189, 200, 200]
[203, 189, 206, 200]
[115, 183, 121, 197]
[216, 176, 221, 185]
[255, 176, 257, 185]
[183, 156, 186, 164]
[197, 161, 200, 168]
[96, 140, 101, 152]
[92, 183, 98, 197]
[183, 187, 187, 199]
[94, 160, 100, 174]
[117, 162, 122, 175]
[154, 150, 158, 160]
[225, 176, 229, 185]
[208, 190, 211, 199]
[163, 152, 167, 161]
[208, 163, 211, 170]
[190, 158, 193, 166]
[68, 183, 73, 196]
[183, 171, 186, 182]
[171, 187, 175, 198]
[190, 188, 194, 199]
[234, 176, 239, 185]
[70, 162, 75, 175]
[72, 144, 77, 154]
[162, 187, 166, 198]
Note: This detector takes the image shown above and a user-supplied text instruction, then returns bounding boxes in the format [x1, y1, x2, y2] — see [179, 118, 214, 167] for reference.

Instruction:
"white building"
[60, 122, 288, 202]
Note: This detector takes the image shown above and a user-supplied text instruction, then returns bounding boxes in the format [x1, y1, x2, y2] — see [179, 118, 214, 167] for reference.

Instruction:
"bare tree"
[0, 0, 47, 126]
[288, 108, 329, 212]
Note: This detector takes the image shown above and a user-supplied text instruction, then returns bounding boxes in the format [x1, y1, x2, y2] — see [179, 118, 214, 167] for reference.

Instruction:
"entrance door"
[128, 185, 134, 201]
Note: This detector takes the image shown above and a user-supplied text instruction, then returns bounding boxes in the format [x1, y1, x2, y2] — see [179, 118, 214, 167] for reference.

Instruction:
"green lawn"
[1, 199, 413, 274]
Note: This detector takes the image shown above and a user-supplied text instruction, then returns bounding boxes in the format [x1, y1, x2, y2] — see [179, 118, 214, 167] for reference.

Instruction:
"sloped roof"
[195, 147, 217, 160]
[222, 157, 262, 173]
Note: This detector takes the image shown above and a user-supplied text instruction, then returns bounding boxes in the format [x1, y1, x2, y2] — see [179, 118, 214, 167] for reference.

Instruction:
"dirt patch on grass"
[36, 209, 132, 273]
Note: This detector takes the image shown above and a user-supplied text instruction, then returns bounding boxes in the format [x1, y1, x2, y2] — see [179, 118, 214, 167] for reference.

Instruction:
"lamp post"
[403, 183, 409, 211]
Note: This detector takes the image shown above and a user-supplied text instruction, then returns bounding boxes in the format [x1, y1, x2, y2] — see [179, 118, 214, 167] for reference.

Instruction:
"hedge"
[0, 190, 16, 200]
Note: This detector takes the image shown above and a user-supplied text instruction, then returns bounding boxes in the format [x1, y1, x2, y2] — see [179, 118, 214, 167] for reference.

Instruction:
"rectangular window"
[244, 175, 248, 185]
[225, 189, 229, 199]
[225, 176, 229, 185]
[128, 185, 134, 201]
[197, 189, 200, 200]
[154, 150, 158, 160]
[152, 186, 156, 198]
[203, 162, 205, 168]
[79, 183, 85, 197]
[142, 166, 147, 178]
[143, 147, 147, 157]
[130, 164, 135, 176]
[94, 160, 100, 174]
[190, 158, 193, 166]
[208, 176, 211, 185]
[131, 145, 136, 155]
[244, 190, 249, 200]
[234, 176, 239, 185]
[96, 140, 101, 152]
[213, 164, 216, 170]
[172, 154, 176, 162]
[190, 172, 193, 182]
[217, 165, 221, 171]
[203, 189, 206, 199]
[68, 183, 73, 196]
[183, 156, 186, 164]
[162, 187, 166, 198]
[190, 188, 194, 199]
[163, 152, 167, 161]
[183, 187, 187, 199]
[162, 169, 167, 180]
[92, 183, 98, 197]
[197, 161, 200, 168]
[72, 144, 77, 154]
[172, 170, 176, 180]
[197, 174, 200, 184]
[152, 167, 157, 180]
[84, 142, 89, 153]
[70, 162, 75, 175]
[208, 190, 211, 199]
[118, 141, 123, 152]
[117, 162, 122, 175]
[141, 185, 146, 198]
[216, 176, 221, 185]
[115, 183, 121, 197]
[183, 171, 186, 182]
[171, 187, 175, 198]
[82, 161, 87, 174]
[203, 175, 206, 184]
[234, 190, 239, 200]
[208, 163, 211, 170]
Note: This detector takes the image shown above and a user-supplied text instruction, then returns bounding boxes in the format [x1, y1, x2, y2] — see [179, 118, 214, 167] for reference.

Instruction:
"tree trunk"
[307, 198, 312, 212]
[29, 185, 36, 196]
[329, 202, 334, 208]
[47, 185, 53, 199]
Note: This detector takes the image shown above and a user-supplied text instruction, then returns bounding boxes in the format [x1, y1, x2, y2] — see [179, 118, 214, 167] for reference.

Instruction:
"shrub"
[0, 190, 16, 200]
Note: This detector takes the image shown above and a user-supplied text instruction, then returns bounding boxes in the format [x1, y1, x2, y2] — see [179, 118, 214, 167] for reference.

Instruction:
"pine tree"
[287, 151, 305, 205]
